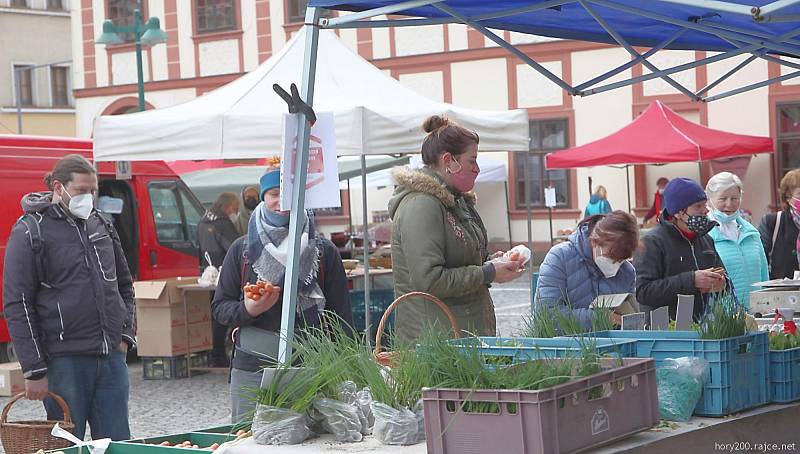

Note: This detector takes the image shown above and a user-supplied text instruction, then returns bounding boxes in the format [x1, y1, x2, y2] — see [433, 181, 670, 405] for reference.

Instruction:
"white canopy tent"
[91, 26, 529, 360]
[92, 29, 528, 161]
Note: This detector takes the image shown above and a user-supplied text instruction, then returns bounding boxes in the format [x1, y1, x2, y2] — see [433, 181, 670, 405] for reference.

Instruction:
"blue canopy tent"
[273, 0, 800, 366]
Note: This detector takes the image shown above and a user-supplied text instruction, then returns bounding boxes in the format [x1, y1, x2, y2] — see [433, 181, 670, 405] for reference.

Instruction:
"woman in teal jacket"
[706, 172, 769, 310]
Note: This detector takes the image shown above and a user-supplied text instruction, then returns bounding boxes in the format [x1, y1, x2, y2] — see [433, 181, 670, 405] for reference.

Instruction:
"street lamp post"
[96, 8, 167, 112]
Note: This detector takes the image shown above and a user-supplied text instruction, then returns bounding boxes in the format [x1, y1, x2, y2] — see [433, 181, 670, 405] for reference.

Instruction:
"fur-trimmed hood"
[388, 166, 476, 218]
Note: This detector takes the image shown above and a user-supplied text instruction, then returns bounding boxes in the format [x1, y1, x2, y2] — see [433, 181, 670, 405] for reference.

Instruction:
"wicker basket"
[0, 392, 75, 454]
[372, 291, 460, 366]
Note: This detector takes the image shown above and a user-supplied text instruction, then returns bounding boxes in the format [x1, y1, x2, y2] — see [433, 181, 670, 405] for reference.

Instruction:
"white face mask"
[594, 246, 623, 278]
[229, 212, 239, 224]
[62, 187, 93, 220]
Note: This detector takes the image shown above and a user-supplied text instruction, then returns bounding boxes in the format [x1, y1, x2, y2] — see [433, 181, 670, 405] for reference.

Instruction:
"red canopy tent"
[544, 100, 773, 213]
[545, 100, 773, 169]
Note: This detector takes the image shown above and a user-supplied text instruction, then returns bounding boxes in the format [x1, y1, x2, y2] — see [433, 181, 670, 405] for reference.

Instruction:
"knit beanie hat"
[663, 177, 707, 215]
[259, 170, 280, 200]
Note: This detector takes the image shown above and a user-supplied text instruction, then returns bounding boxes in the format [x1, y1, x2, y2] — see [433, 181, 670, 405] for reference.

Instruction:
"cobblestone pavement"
[0, 274, 534, 450]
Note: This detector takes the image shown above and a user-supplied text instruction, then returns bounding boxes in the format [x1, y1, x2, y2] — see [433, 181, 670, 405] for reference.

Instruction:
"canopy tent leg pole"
[275, 7, 321, 369]
[347, 178, 354, 258]
[505, 181, 513, 251]
[523, 151, 535, 313]
[698, 161, 704, 184]
[626, 165, 632, 213]
[361, 155, 371, 346]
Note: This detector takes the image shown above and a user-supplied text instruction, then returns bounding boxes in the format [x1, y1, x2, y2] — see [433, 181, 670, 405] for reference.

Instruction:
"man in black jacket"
[212, 168, 353, 423]
[2, 155, 134, 440]
[634, 177, 725, 320]
[198, 192, 242, 367]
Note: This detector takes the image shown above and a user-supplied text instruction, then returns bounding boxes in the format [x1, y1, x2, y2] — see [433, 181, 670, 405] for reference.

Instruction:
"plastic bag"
[371, 401, 425, 446]
[656, 357, 709, 422]
[504, 244, 532, 266]
[336, 381, 374, 434]
[312, 397, 364, 442]
[251, 405, 311, 445]
[198, 252, 219, 287]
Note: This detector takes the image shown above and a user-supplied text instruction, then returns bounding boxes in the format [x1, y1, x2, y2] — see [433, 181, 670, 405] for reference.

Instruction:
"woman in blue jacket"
[535, 211, 640, 330]
[706, 172, 769, 310]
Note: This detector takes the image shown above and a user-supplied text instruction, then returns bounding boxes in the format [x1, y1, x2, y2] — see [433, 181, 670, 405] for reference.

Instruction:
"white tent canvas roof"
[93, 29, 529, 162]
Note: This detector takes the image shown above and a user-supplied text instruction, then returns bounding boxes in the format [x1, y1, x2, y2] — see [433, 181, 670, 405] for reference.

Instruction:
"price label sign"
[115, 160, 132, 180]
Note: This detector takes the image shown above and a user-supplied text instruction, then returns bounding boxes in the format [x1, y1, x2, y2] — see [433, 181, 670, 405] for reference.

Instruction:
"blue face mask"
[712, 209, 739, 224]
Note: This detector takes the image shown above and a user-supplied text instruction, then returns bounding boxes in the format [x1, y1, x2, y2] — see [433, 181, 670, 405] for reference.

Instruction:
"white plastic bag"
[312, 397, 364, 442]
[371, 401, 425, 446]
[251, 405, 311, 445]
[198, 252, 219, 287]
[504, 244, 532, 266]
[51, 423, 110, 454]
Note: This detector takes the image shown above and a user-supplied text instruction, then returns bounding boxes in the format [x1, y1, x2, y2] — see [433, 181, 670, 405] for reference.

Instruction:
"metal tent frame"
[275, 0, 800, 363]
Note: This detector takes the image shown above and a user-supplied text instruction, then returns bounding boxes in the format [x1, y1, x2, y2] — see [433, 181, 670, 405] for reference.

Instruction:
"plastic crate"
[769, 347, 800, 403]
[142, 352, 210, 380]
[450, 337, 637, 368]
[117, 433, 236, 453]
[349, 289, 395, 334]
[423, 357, 659, 454]
[576, 330, 770, 416]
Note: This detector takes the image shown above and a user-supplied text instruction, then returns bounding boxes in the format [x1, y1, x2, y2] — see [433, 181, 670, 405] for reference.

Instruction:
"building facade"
[71, 1, 798, 252]
[1, 0, 75, 136]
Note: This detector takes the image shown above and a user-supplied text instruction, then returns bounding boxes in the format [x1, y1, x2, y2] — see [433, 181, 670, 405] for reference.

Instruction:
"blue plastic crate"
[450, 336, 637, 368]
[769, 347, 800, 403]
[349, 289, 395, 334]
[573, 330, 770, 416]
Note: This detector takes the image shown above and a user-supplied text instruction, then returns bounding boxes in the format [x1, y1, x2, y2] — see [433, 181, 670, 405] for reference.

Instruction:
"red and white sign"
[280, 112, 340, 210]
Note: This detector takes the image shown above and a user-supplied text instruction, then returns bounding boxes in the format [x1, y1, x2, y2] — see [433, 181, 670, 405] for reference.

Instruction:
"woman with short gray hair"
[705, 172, 768, 310]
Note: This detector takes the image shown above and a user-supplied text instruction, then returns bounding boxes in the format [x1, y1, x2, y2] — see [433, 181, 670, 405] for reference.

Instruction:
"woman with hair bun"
[535, 211, 640, 330]
[388, 115, 526, 342]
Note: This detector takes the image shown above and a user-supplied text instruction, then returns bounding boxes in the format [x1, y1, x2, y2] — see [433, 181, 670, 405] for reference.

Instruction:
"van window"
[148, 181, 204, 256]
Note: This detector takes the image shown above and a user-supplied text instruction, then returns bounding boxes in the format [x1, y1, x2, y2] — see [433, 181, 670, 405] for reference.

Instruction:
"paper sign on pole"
[280, 112, 340, 211]
[544, 186, 557, 208]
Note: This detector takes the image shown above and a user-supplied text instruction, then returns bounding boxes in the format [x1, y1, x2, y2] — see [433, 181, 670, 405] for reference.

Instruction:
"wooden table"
[346, 266, 394, 291]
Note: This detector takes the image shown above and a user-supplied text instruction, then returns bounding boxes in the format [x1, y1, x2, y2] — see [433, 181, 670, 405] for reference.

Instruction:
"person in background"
[212, 166, 353, 423]
[535, 211, 639, 330]
[705, 172, 768, 310]
[388, 115, 526, 343]
[759, 169, 800, 279]
[584, 185, 612, 218]
[643, 177, 670, 225]
[198, 192, 241, 368]
[2, 154, 134, 440]
[634, 177, 725, 320]
[234, 185, 260, 236]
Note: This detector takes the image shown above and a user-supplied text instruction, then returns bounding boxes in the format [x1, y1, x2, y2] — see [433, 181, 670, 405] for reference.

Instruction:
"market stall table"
[199, 402, 800, 454]
[346, 266, 393, 290]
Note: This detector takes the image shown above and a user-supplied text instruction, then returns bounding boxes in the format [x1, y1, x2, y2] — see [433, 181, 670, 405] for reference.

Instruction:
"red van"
[0, 135, 204, 361]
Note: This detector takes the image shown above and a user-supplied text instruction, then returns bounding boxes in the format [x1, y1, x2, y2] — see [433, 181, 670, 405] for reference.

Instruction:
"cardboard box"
[133, 277, 201, 307]
[136, 322, 213, 357]
[136, 298, 212, 331]
[0, 362, 24, 397]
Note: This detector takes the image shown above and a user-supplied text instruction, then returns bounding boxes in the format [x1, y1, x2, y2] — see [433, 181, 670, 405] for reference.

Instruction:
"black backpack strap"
[18, 214, 50, 289]
[96, 212, 120, 242]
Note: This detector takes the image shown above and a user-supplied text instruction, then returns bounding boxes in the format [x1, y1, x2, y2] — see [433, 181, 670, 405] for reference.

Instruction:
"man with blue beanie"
[211, 165, 354, 423]
[633, 177, 725, 320]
